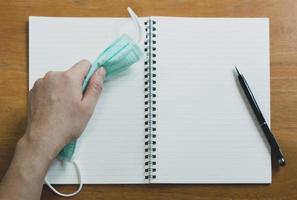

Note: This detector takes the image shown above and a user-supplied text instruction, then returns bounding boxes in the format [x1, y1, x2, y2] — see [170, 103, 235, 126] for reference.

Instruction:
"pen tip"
[234, 66, 241, 75]
[279, 158, 286, 167]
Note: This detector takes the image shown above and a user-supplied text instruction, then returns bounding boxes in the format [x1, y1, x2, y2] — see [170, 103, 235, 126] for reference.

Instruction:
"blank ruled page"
[153, 17, 271, 183]
[29, 17, 147, 184]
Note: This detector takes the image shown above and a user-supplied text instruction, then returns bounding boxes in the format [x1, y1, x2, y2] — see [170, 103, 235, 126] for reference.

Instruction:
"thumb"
[82, 67, 106, 110]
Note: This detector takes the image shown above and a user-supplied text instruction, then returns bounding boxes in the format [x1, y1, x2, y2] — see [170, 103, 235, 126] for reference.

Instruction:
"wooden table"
[0, 0, 296, 199]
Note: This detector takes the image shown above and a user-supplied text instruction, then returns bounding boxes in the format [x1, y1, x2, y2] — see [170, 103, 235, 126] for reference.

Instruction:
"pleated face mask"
[45, 11, 144, 196]
[57, 34, 143, 161]
[57, 34, 143, 162]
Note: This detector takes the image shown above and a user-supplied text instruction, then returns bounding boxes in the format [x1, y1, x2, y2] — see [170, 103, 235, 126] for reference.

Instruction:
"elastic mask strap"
[127, 7, 143, 44]
[45, 160, 83, 197]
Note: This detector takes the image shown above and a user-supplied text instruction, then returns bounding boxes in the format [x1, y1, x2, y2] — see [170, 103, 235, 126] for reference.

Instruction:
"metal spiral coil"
[144, 19, 157, 182]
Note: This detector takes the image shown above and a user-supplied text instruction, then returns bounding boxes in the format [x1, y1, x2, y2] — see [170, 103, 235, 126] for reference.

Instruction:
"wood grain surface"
[0, 0, 297, 199]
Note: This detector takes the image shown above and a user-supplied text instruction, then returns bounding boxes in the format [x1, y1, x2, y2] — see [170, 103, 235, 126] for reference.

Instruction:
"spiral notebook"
[29, 16, 271, 184]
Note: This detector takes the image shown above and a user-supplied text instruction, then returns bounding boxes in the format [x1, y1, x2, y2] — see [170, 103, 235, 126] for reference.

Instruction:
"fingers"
[66, 59, 91, 83]
[82, 67, 106, 111]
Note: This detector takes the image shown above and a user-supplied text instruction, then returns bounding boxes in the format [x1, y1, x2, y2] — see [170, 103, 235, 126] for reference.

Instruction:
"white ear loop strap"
[44, 7, 141, 197]
[45, 160, 83, 197]
[127, 7, 143, 44]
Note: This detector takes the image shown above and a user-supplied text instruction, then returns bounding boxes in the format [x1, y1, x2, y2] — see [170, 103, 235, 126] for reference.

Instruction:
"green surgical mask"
[57, 34, 143, 161]
[45, 7, 143, 198]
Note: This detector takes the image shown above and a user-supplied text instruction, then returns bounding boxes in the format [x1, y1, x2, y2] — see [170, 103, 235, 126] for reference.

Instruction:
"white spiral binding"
[144, 19, 157, 183]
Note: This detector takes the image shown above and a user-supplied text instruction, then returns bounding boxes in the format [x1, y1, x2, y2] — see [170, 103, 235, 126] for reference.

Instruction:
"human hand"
[0, 60, 105, 200]
[25, 60, 105, 160]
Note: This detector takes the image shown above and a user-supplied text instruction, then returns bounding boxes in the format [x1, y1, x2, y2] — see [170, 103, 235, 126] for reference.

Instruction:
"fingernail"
[96, 67, 106, 84]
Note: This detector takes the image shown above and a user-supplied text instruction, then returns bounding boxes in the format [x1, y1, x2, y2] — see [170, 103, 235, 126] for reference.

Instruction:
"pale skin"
[0, 60, 105, 200]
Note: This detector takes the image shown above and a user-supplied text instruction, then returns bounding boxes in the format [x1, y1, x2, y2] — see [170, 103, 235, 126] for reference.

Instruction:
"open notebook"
[29, 16, 271, 184]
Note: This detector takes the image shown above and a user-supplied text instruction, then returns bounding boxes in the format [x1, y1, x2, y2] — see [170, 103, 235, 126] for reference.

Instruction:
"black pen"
[235, 67, 285, 167]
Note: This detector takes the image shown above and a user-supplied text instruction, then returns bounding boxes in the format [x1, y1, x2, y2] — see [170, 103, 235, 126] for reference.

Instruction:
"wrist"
[17, 134, 54, 166]
[16, 126, 64, 171]
[23, 127, 66, 161]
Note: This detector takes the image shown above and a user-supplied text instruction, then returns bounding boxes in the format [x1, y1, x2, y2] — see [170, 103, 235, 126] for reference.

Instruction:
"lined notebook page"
[29, 17, 147, 184]
[153, 17, 271, 183]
